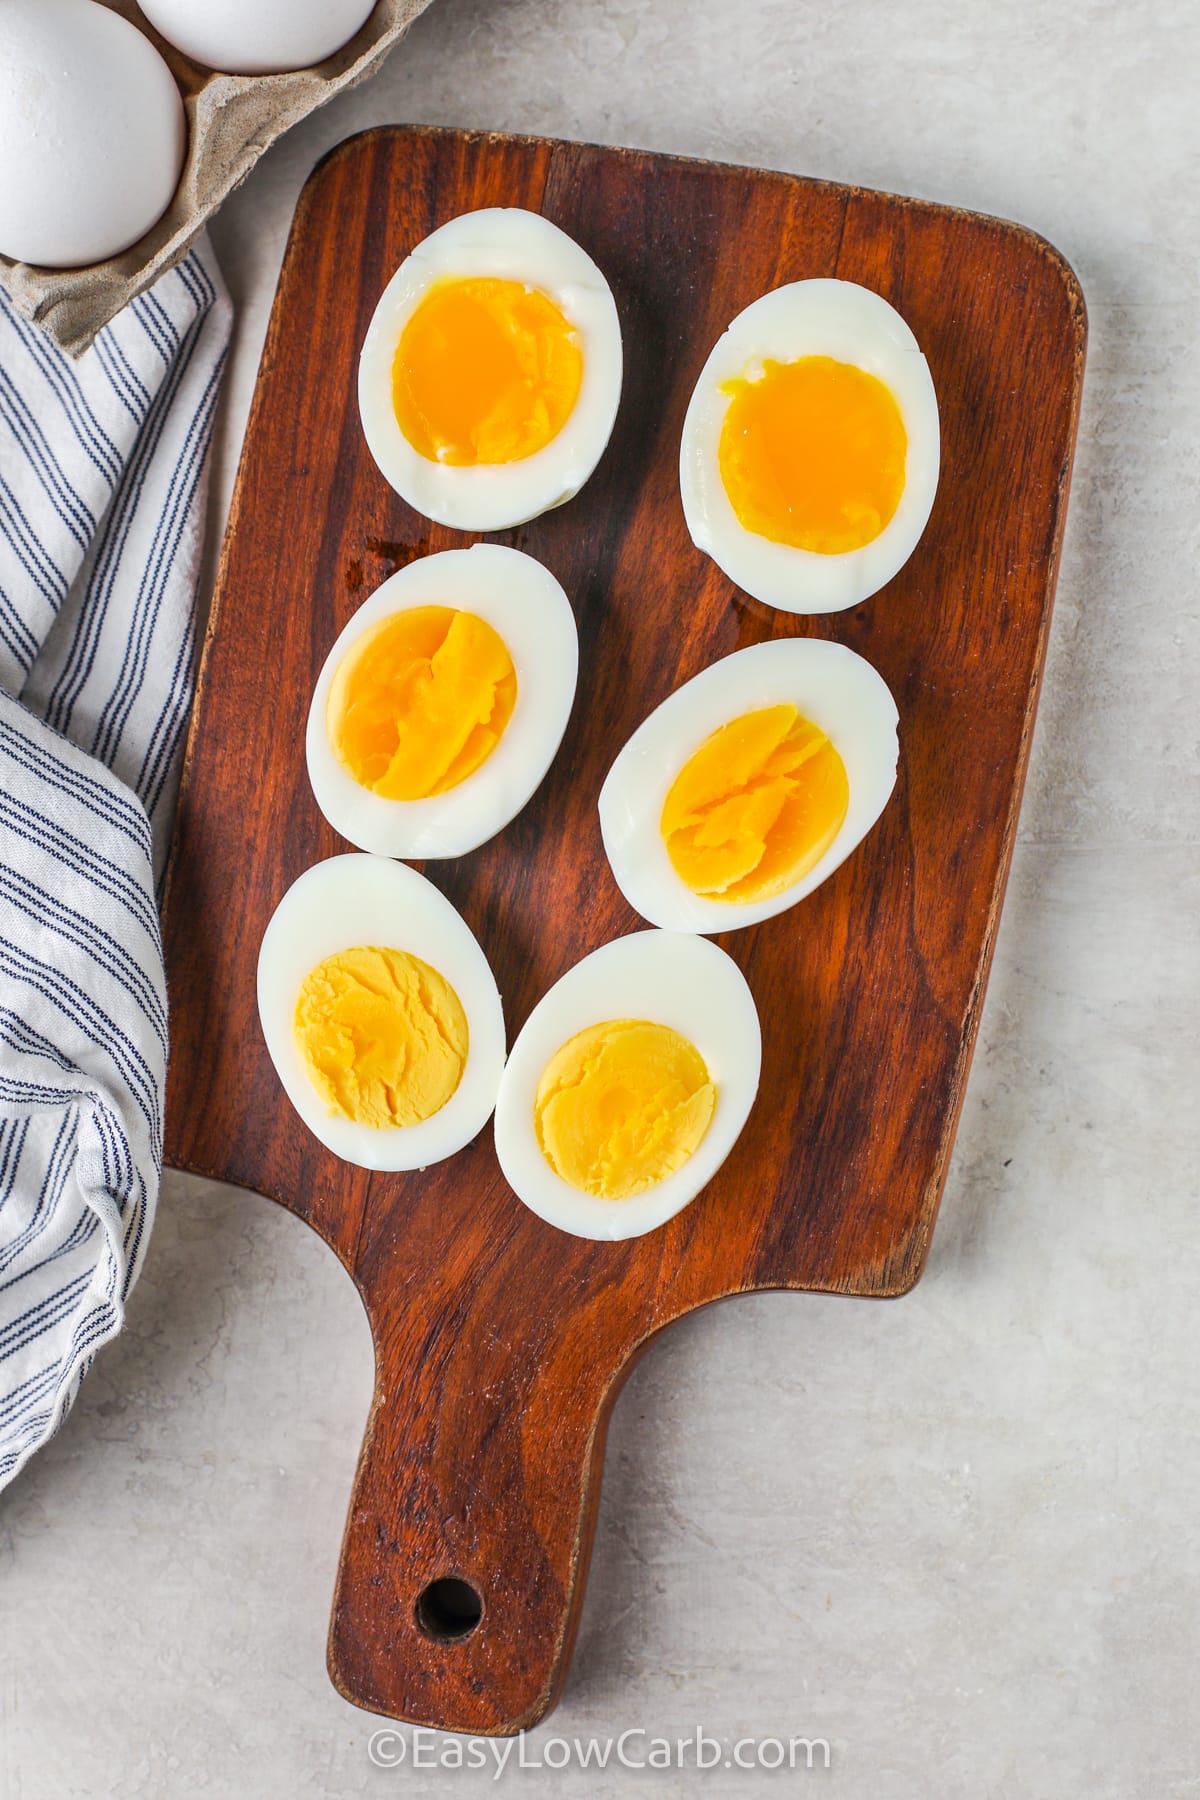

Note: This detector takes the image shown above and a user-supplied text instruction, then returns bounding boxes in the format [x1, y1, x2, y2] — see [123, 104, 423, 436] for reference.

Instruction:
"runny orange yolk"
[392, 276, 583, 466]
[295, 946, 468, 1129]
[534, 1020, 716, 1200]
[327, 605, 517, 801]
[718, 355, 907, 554]
[661, 704, 849, 904]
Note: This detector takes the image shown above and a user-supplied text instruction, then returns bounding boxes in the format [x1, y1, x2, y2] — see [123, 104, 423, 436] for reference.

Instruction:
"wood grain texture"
[161, 126, 1085, 1734]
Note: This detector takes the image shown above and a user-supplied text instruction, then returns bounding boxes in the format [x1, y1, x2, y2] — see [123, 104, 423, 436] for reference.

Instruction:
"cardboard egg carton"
[0, 0, 434, 355]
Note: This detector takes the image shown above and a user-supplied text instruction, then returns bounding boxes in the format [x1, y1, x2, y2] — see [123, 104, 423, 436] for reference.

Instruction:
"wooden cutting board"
[162, 125, 1085, 1735]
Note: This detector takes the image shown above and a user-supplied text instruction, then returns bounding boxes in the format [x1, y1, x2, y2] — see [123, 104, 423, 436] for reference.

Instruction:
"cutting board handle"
[326, 1269, 637, 1737]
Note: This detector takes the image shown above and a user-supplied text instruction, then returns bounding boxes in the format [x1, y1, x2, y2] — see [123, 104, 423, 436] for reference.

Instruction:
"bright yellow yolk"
[535, 1020, 715, 1200]
[392, 276, 584, 465]
[661, 704, 849, 903]
[327, 605, 517, 801]
[295, 946, 468, 1129]
[718, 355, 907, 554]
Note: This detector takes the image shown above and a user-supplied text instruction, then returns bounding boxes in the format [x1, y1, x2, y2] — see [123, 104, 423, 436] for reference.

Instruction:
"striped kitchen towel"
[0, 239, 231, 1492]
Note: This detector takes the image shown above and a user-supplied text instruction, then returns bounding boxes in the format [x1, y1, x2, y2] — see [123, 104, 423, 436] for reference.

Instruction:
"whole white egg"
[358, 209, 623, 532]
[680, 279, 940, 613]
[306, 544, 578, 859]
[493, 931, 761, 1241]
[598, 638, 899, 934]
[136, 0, 377, 74]
[257, 855, 506, 1171]
[0, 0, 185, 269]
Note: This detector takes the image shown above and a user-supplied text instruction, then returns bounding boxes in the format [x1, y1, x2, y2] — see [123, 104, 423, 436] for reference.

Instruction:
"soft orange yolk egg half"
[535, 1020, 716, 1200]
[327, 605, 517, 801]
[661, 704, 849, 903]
[295, 946, 468, 1129]
[393, 276, 584, 466]
[719, 355, 907, 554]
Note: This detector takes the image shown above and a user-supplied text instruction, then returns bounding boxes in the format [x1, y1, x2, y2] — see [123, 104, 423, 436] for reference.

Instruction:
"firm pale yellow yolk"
[392, 276, 584, 466]
[295, 946, 468, 1129]
[328, 605, 517, 801]
[718, 355, 907, 554]
[535, 1019, 716, 1201]
[661, 704, 849, 903]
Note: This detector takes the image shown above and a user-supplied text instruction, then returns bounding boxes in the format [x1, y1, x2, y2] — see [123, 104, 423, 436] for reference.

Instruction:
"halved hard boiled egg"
[599, 639, 899, 934]
[494, 932, 761, 1240]
[306, 544, 578, 859]
[359, 209, 623, 531]
[680, 279, 939, 613]
[257, 855, 506, 1170]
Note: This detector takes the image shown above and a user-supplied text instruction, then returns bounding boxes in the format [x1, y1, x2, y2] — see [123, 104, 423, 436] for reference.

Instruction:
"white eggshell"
[494, 932, 761, 1241]
[257, 855, 506, 1171]
[680, 279, 940, 614]
[358, 209, 623, 531]
[0, 0, 185, 269]
[136, 0, 377, 74]
[306, 545, 578, 859]
[599, 638, 899, 934]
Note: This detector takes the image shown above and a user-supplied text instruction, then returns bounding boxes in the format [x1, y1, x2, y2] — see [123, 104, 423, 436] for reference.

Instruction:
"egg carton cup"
[0, 0, 435, 356]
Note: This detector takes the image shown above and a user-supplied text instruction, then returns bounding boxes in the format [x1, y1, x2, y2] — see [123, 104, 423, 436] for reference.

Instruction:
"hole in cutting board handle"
[415, 1576, 484, 1643]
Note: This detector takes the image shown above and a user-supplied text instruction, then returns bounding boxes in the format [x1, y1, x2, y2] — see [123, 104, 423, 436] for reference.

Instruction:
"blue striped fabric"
[0, 240, 230, 1490]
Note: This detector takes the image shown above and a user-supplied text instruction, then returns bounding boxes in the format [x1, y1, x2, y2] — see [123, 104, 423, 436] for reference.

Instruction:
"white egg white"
[306, 544, 578, 859]
[257, 855, 506, 1172]
[358, 208, 623, 531]
[598, 638, 899, 934]
[680, 279, 940, 614]
[493, 932, 761, 1241]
